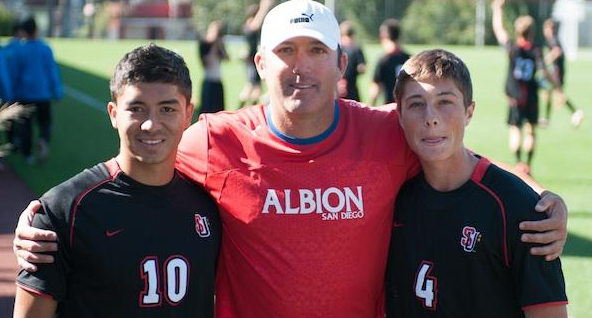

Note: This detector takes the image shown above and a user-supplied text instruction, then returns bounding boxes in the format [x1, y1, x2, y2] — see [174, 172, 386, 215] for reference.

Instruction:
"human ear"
[254, 52, 265, 80]
[107, 102, 118, 129]
[465, 101, 475, 126]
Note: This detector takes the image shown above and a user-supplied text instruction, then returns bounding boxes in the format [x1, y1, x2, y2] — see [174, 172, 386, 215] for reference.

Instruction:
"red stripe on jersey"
[16, 282, 56, 300]
[471, 157, 490, 182]
[522, 301, 569, 311]
[471, 157, 511, 267]
[69, 159, 120, 247]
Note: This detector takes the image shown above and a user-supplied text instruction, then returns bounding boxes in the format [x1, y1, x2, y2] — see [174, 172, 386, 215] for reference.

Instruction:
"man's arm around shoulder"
[13, 286, 57, 318]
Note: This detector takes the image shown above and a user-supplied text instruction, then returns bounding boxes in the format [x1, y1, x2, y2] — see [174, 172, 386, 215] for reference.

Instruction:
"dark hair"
[110, 44, 192, 103]
[21, 17, 37, 37]
[340, 20, 355, 37]
[12, 20, 23, 36]
[394, 49, 473, 109]
[380, 18, 400, 41]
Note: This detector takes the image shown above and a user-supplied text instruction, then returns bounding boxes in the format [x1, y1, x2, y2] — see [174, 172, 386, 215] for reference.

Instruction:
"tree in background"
[0, 4, 15, 36]
[400, 0, 553, 45]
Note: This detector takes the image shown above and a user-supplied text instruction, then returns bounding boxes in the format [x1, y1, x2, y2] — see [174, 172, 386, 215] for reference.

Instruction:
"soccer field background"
[6, 38, 592, 317]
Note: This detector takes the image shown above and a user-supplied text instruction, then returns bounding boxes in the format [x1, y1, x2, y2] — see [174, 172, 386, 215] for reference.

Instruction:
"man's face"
[255, 37, 345, 117]
[398, 78, 474, 164]
[108, 82, 193, 169]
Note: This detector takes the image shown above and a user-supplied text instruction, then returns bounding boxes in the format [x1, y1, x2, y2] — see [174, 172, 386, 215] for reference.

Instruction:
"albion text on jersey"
[262, 186, 365, 220]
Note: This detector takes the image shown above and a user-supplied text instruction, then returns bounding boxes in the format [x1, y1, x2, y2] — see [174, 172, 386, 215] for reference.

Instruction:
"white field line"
[63, 85, 106, 113]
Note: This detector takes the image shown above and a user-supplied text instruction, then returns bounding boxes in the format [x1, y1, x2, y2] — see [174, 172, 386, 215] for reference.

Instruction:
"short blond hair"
[514, 15, 534, 39]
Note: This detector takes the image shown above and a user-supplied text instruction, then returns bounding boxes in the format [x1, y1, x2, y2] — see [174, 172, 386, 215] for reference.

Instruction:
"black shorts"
[507, 104, 538, 127]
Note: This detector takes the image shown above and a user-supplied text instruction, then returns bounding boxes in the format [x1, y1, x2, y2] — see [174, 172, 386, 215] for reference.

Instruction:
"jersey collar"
[265, 100, 340, 145]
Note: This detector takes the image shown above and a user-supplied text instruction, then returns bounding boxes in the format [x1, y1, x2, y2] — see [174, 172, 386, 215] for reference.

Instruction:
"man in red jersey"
[14, 1, 568, 318]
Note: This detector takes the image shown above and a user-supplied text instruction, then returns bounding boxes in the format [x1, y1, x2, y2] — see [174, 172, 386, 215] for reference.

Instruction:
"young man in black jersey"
[13, 44, 221, 318]
[386, 49, 567, 318]
[492, 0, 547, 174]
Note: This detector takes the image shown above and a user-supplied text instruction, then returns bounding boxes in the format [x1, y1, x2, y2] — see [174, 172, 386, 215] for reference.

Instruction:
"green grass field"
[5, 38, 592, 317]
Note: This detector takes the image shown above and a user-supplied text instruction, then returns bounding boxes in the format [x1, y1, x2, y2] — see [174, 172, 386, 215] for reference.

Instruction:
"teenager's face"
[255, 37, 346, 117]
[108, 83, 193, 169]
[398, 78, 474, 164]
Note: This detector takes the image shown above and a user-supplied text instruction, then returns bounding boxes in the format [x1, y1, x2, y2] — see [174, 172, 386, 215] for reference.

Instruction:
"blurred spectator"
[198, 20, 228, 114]
[369, 19, 410, 106]
[2, 21, 25, 152]
[338, 20, 366, 101]
[237, 0, 274, 109]
[539, 19, 583, 128]
[14, 17, 63, 165]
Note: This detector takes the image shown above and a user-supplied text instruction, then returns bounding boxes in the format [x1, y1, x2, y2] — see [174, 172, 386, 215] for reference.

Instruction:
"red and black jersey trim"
[68, 158, 121, 248]
[471, 157, 511, 268]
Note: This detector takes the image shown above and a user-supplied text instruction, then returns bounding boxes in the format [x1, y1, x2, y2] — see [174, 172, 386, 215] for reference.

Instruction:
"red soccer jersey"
[176, 99, 420, 318]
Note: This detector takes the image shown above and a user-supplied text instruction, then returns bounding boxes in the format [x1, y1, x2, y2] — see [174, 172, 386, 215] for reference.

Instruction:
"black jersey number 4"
[414, 261, 438, 311]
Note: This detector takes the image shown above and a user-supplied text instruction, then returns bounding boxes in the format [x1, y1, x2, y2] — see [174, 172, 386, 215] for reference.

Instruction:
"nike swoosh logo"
[106, 228, 124, 237]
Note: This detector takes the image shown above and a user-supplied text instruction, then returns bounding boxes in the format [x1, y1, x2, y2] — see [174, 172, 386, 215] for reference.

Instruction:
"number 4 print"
[140, 255, 190, 307]
[414, 261, 437, 310]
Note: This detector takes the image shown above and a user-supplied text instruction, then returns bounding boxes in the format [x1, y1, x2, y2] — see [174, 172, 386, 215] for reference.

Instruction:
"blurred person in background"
[337, 20, 366, 101]
[539, 19, 583, 128]
[369, 18, 410, 106]
[14, 17, 63, 165]
[198, 20, 229, 114]
[237, 0, 275, 109]
[2, 21, 25, 152]
[492, 0, 547, 175]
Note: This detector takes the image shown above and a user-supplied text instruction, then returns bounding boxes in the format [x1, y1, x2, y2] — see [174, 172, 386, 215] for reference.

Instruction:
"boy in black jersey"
[386, 49, 567, 318]
[13, 44, 221, 318]
[492, 0, 547, 174]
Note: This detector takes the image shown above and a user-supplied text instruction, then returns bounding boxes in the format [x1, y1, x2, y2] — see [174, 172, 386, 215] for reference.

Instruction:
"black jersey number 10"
[139, 255, 190, 307]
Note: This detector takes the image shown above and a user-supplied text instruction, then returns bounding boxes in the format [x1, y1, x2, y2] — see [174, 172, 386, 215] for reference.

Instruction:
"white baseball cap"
[260, 0, 340, 51]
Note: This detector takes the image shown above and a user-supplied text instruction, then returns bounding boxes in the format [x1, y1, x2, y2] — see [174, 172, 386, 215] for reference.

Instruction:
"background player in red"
[369, 18, 410, 106]
[387, 49, 567, 318]
[14, 1, 568, 317]
[338, 20, 366, 101]
[492, 0, 547, 174]
[539, 18, 583, 128]
[13, 44, 220, 318]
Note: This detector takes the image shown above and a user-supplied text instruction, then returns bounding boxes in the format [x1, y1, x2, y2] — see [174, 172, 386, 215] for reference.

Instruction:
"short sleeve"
[507, 194, 568, 308]
[176, 118, 209, 186]
[16, 201, 71, 301]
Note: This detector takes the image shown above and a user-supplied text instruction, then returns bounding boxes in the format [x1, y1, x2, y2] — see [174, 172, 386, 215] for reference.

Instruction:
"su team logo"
[195, 214, 211, 238]
[460, 226, 481, 252]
